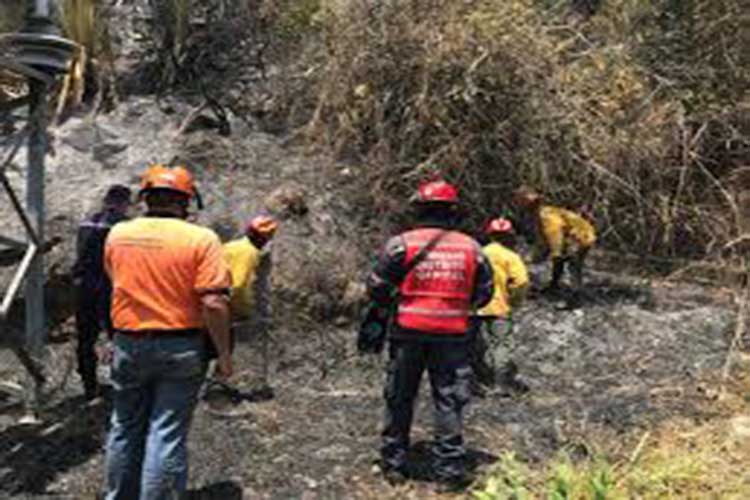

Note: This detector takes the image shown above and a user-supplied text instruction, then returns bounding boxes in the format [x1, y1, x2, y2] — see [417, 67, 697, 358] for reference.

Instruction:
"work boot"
[383, 467, 408, 486]
[433, 472, 472, 493]
[376, 460, 409, 486]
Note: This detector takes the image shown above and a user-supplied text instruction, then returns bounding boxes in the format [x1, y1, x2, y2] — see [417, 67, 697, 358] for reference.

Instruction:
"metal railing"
[0, 124, 38, 319]
[0, 0, 76, 411]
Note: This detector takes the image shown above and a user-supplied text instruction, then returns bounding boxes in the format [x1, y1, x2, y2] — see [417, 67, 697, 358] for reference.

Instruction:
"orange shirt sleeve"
[195, 234, 231, 294]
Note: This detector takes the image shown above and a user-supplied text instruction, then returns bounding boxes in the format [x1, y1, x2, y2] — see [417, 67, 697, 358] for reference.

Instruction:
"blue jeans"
[105, 333, 207, 500]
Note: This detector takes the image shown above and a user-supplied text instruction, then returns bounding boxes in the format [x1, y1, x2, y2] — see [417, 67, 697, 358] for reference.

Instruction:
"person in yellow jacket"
[470, 217, 530, 396]
[222, 214, 278, 385]
[513, 187, 596, 299]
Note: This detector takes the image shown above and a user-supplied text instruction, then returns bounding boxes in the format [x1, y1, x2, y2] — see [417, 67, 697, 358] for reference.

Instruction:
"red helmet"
[416, 180, 459, 204]
[485, 217, 514, 235]
[245, 214, 278, 238]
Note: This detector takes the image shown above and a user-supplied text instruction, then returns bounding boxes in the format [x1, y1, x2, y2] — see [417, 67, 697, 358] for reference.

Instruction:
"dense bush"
[5, 0, 748, 262]
[301, 0, 749, 260]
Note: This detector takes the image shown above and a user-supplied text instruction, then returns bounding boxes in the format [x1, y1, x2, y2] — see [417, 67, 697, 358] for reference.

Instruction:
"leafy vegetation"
[473, 452, 532, 500]
[472, 432, 747, 500]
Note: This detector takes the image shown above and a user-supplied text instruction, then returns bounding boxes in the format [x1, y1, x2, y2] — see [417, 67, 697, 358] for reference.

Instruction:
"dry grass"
[294, 0, 749, 264]
[0, 1, 24, 33]
[53, 0, 119, 115]
[10, 0, 749, 267]
[58, 0, 93, 111]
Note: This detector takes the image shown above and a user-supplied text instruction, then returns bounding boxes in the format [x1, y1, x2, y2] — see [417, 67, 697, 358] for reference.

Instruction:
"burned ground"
[0, 266, 740, 499]
[2, 1, 749, 496]
[0, 22, 745, 495]
[0, 97, 743, 498]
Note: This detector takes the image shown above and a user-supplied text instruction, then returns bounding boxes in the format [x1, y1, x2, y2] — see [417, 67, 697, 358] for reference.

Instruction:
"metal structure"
[0, 0, 76, 405]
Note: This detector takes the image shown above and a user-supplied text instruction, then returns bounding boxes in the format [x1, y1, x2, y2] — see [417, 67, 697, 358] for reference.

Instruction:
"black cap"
[103, 184, 132, 205]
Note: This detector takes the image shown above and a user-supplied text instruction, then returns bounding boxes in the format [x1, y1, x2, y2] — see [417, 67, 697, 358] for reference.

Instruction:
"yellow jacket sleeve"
[538, 206, 565, 259]
[562, 209, 597, 248]
[223, 238, 261, 320]
[506, 251, 529, 309]
[478, 243, 529, 318]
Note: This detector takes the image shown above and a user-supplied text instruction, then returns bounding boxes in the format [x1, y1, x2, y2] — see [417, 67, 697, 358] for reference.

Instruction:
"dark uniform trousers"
[76, 284, 112, 394]
[73, 209, 127, 396]
[382, 338, 472, 479]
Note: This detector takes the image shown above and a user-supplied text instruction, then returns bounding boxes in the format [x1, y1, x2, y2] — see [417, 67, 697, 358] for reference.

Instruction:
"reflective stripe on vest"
[79, 220, 115, 230]
[398, 306, 468, 317]
[397, 228, 478, 335]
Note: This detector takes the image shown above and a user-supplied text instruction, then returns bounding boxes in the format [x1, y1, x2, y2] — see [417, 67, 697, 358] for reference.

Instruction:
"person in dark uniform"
[364, 179, 494, 490]
[72, 184, 131, 400]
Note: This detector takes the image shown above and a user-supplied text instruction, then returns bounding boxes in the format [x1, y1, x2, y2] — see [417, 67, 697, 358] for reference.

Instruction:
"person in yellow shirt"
[222, 214, 278, 385]
[513, 187, 596, 302]
[471, 217, 529, 396]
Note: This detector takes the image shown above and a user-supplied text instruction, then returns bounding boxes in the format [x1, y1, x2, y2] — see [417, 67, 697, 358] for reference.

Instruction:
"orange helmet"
[485, 217, 514, 235]
[245, 214, 278, 238]
[415, 180, 459, 204]
[512, 187, 543, 208]
[139, 164, 197, 199]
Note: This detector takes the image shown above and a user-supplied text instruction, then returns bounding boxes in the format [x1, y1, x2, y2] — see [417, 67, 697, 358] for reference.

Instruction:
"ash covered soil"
[0, 81, 743, 499]
[0, 269, 741, 499]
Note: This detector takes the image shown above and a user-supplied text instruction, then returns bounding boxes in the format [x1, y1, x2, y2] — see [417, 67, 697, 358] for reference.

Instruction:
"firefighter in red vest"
[365, 179, 494, 490]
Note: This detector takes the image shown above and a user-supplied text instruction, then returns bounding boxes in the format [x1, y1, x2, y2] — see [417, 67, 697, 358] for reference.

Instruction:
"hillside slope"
[1, 1, 749, 498]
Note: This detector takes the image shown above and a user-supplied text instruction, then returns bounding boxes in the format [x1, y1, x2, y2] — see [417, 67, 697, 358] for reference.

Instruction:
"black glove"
[357, 302, 390, 354]
[358, 321, 385, 354]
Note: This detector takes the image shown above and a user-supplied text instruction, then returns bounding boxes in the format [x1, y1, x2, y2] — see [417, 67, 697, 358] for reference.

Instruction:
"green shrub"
[473, 452, 532, 500]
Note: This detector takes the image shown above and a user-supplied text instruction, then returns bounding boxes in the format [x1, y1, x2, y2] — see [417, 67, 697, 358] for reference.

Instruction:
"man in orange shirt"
[103, 165, 232, 500]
